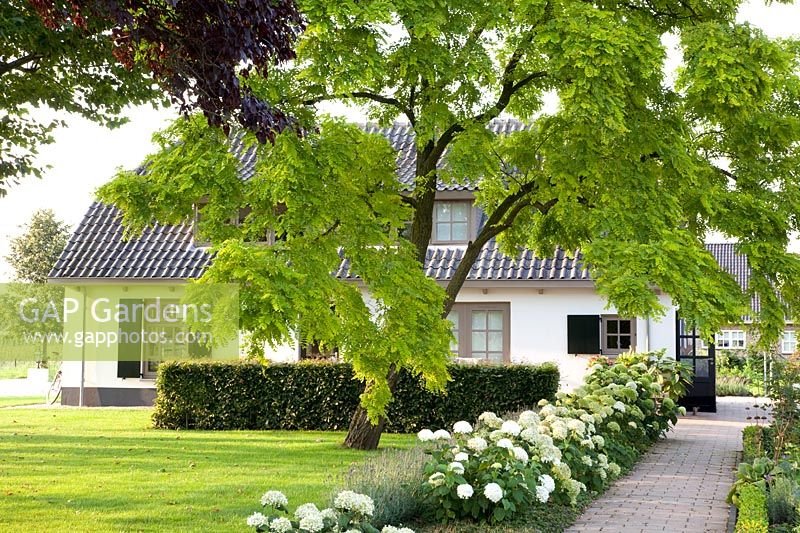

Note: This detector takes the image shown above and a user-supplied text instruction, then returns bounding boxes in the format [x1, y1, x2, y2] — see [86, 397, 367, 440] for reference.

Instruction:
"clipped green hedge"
[152, 361, 559, 432]
[743, 426, 774, 462]
[735, 483, 769, 533]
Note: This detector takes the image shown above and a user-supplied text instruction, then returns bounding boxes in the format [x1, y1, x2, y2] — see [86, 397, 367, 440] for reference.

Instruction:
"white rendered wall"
[454, 286, 677, 390]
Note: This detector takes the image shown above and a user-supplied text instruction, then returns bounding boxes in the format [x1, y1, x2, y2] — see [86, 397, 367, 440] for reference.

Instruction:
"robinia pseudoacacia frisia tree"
[99, 0, 800, 449]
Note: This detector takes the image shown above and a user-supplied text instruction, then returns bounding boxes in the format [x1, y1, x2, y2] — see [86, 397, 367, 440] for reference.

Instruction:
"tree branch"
[443, 181, 555, 312]
[0, 54, 44, 77]
[302, 91, 411, 117]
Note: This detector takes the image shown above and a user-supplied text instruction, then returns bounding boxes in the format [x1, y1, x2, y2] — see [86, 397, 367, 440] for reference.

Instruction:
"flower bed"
[414, 352, 689, 525]
[729, 355, 800, 533]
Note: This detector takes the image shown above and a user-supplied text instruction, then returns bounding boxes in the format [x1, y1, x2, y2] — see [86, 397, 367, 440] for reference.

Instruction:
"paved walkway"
[566, 397, 768, 533]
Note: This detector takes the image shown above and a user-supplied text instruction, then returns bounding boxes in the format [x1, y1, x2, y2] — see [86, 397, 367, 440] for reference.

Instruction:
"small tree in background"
[3, 209, 70, 368]
[6, 209, 69, 283]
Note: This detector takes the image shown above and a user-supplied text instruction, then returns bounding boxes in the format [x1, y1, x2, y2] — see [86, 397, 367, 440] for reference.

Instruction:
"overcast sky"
[0, 0, 798, 282]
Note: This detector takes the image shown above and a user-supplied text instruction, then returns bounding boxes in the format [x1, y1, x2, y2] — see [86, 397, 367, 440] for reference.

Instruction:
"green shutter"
[567, 315, 600, 354]
[117, 299, 143, 379]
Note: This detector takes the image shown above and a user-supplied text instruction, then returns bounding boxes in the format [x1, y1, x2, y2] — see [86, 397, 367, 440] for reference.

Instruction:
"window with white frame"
[715, 330, 746, 349]
[601, 315, 636, 355]
[781, 330, 797, 354]
[433, 201, 471, 243]
[447, 303, 509, 362]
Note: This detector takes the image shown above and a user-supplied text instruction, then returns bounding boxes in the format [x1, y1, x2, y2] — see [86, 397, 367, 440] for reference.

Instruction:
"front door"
[676, 313, 717, 412]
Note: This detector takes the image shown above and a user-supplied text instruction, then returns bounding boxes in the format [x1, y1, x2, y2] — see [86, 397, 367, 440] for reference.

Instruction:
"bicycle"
[46, 367, 62, 405]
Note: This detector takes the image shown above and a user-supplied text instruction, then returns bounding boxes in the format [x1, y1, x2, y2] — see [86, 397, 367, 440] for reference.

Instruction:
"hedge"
[735, 483, 769, 533]
[152, 361, 560, 432]
[743, 425, 775, 462]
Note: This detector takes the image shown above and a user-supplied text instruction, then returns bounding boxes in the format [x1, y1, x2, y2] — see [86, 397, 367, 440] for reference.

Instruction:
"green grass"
[0, 408, 415, 532]
[0, 396, 43, 408]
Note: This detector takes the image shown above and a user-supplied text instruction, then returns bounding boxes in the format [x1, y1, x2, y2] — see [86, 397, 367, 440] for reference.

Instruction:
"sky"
[0, 0, 798, 281]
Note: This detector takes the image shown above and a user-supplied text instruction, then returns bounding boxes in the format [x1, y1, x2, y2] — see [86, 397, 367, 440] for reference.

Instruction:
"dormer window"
[433, 201, 471, 244]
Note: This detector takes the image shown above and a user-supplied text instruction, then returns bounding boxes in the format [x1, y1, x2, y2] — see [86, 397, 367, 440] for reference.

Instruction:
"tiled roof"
[336, 243, 590, 281]
[705, 242, 758, 314]
[50, 202, 211, 279]
[362, 118, 531, 191]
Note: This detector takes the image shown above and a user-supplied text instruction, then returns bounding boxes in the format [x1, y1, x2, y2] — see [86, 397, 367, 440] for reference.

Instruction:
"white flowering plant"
[419, 419, 545, 524]
[417, 352, 690, 524]
[246, 490, 415, 532]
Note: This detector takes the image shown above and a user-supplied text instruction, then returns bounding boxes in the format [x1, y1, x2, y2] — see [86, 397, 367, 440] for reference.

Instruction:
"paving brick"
[565, 397, 761, 533]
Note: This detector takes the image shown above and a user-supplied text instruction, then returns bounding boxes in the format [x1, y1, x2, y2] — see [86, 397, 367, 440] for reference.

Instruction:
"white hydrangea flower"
[535, 485, 550, 503]
[453, 421, 473, 434]
[448, 461, 465, 475]
[417, 429, 434, 442]
[260, 490, 289, 509]
[551, 423, 568, 440]
[539, 474, 556, 492]
[520, 428, 539, 443]
[597, 454, 608, 467]
[320, 508, 337, 521]
[334, 490, 375, 517]
[580, 438, 595, 450]
[513, 446, 529, 463]
[246, 512, 269, 528]
[295, 503, 319, 520]
[553, 462, 572, 480]
[299, 512, 325, 532]
[496, 438, 514, 449]
[592, 435, 605, 448]
[678, 406, 687, 416]
[484, 483, 504, 503]
[479, 411, 503, 428]
[539, 404, 557, 417]
[613, 401, 627, 412]
[567, 419, 586, 435]
[581, 455, 593, 466]
[518, 411, 540, 428]
[269, 517, 293, 533]
[433, 429, 451, 440]
[650, 382, 662, 392]
[609, 463, 622, 476]
[501, 420, 522, 436]
[457, 483, 474, 499]
[454, 452, 469, 462]
[490, 462, 502, 469]
[467, 437, 488, 452]
[579, 413, 595, 424]
[428, 472, 445, 487]
[626, 381, 638, 391]
[381, 527, 415, 533]
[628, 421, 637, 428]
[488, 430, 505, 442]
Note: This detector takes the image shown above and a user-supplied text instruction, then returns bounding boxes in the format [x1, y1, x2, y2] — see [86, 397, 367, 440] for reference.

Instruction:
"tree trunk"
[343, 365, 400, 450]
[343, 404, 387, 450]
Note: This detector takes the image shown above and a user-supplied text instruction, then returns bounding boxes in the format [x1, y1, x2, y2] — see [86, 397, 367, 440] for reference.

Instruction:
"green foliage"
[99, 0, 800, 430]
[743, 425, 775, 462]
[718, 375, 756, 397]
[333, 447, 429, 528]
[767, 477, 799, 527]
[0, 1, 159, 193]
[151, 361, 559, 432]
[5, 209, 69, 283]
[735, 483, 769, 533]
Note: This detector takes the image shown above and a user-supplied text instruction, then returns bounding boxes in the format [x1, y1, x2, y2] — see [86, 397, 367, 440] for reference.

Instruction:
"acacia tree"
[100, 0, 800, 449]
[0, 0, 302, 195]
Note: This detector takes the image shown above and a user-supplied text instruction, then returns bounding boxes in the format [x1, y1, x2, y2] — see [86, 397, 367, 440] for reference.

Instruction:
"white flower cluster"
[247, 489, 413, 532]
[333, 490, 375, 518]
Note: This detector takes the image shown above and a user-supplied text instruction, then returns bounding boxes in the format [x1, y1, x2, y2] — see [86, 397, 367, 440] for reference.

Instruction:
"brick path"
[566, 397, 767, 533]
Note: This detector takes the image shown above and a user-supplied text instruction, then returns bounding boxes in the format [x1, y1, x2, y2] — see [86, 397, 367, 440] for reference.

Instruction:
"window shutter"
[567, 315, 600, 354]
[117, 299, 143, 379]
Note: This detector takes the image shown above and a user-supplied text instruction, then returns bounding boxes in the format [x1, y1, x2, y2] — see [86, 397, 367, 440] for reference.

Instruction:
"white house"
[48, 119, 745, 410]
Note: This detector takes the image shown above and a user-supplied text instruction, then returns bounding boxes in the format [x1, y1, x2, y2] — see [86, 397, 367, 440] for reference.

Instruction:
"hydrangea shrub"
[418, 352, 690, 524]
[247, 490, 414, 532]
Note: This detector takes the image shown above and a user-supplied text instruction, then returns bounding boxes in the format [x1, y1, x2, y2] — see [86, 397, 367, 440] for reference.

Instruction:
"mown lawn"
[0, 408, 415, 532]
[0, 396, 43, 408]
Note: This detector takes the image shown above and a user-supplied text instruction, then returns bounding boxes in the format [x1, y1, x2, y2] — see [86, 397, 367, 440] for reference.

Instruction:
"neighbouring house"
[48, 119, 790, 410]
